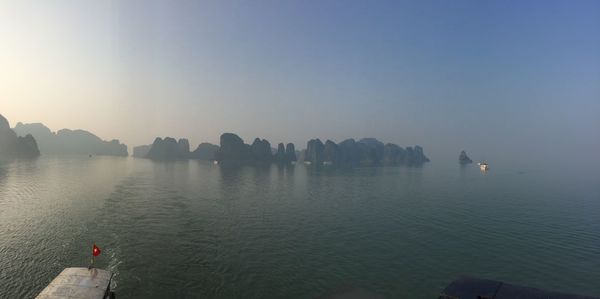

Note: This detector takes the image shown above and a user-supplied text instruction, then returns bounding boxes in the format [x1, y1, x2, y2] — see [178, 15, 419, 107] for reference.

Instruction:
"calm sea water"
[0, 156, 599, 298]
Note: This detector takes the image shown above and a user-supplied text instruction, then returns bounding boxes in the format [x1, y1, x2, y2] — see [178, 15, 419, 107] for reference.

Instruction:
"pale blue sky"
[1, 1, 598, 164]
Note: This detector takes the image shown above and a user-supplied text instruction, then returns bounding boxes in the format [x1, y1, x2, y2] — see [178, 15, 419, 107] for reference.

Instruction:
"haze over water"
[1, 1, 599, 298]
[1, 156, 599, 298]
[1, 1, 599, 165]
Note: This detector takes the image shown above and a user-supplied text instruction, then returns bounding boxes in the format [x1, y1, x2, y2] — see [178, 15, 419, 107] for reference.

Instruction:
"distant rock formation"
[304, 137, 429, 166]
[405, 146, 429, 165]
[132, 145, 151, 158]
[275, 143, 286, 163]
[382, 143, 406, 165]
[337, 139, 361, 166]
[138, 132, 428, 167]
[13, 122, 127, 156]
[215, 133, 252, 164]
[250, 138, 273, 163]
[323, 140, 341, 164]
[0, 114, 40, 159]
[190, 143, 219, 160]
[459, 150, 472, 164]
[145, 137, 191, 160]
[177, 138, 190, 155]
[274, 142, 297, 164]
[358, 138, 384, 165]
[138, 140, 219, 160]
[285, 143, 296, 162]
[304, 139, 325, 164]
[214, 133, 301, 165]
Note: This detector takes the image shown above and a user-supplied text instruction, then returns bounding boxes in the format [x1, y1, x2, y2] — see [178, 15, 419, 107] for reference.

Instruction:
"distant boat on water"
[477, 162, 489, 171]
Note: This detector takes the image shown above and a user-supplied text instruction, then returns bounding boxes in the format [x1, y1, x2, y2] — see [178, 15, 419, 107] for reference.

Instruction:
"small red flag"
[93, 244, 101, 257]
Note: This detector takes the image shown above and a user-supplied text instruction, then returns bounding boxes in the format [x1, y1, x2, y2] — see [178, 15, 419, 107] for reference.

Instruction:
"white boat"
[477, 162, 489, 171]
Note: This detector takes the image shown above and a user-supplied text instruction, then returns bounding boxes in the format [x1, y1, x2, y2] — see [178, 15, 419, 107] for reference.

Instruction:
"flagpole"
[89, 241, 94, 269]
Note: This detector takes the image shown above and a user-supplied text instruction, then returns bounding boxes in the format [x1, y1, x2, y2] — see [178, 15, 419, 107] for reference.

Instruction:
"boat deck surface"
[36, 267, 112, 299]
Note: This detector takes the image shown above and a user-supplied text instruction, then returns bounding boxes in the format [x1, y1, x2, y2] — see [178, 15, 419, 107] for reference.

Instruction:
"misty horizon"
[2, 1, 599, 165]
[2, 2, 600, 299]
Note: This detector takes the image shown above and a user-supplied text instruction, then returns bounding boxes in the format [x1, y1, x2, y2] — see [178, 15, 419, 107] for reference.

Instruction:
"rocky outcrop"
[13, 122, 127, 156]
[215, 133, 252, 164]
[303, 137, 429, 166]
[177, 139, 190, 155]
[337, 139, 361, 166]
[145, 137, 190, 160]
[137, 132, 429, 167]
[274, 142, 297, 164]
[132, 145, 151, 158]
[459, 150, 472, 164]
[382, 143, 406, 166]
[285, 143, 296, 162]
[405, 146, 429, 165]
[250, 138, 273, 163]
[358, 138, 384, 165]
[0, 114, 40, 159]
[275, 143, 286, 163]
[304, 139, 325, 164]
[190, 143, 219, 160]
[323, 140, 341, 164]
[214, 133, 300, 165]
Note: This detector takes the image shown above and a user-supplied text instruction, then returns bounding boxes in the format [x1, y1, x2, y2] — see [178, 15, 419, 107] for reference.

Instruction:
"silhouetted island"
[143, 137, 220, 160]
[13, 122, 127, 156]
[145, 137, 189, 160]
[459, 150, 473, 164]
[0, 114, 40, 159]
[139, 133, 428, 166]
[304, 137, 429, 166]
[213, 133, 296, 165]
[190, 143, 220, 160]
[274, 142, 297, 164]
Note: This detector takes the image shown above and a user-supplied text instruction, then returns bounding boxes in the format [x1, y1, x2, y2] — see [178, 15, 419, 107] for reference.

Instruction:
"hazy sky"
[1, 1, 598, 163]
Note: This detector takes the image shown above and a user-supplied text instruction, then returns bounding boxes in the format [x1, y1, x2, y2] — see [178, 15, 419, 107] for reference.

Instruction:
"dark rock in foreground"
[0, 114, 40, 159]
[459, 150, 472, 164]
[13, 122, 127, 156]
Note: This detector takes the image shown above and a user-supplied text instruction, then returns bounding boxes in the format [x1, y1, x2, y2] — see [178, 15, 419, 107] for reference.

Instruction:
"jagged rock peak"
[459, 150, 473, 164]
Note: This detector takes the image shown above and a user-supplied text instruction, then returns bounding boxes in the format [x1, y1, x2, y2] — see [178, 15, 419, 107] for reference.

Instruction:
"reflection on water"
[0, 157, 599, 298]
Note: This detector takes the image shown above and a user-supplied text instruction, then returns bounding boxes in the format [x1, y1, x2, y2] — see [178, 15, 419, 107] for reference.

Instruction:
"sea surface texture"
[1, 156, 598, 298]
